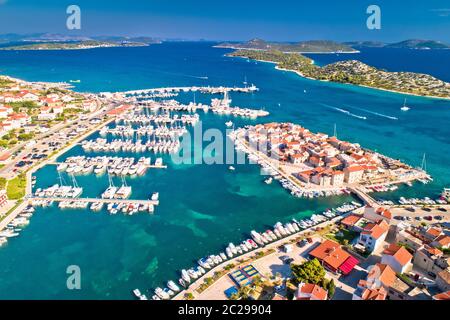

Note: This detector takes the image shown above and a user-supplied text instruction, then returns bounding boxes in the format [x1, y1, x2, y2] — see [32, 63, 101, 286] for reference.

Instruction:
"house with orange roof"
[353, 263, 395, 300]
[340, 214, 363, 231]
[413, 245, 449, 276]
[353, 262, 431, 300]
[432, 290, 450, 300]
[308, 155, 323, 167]
[424, 227, 443, 241]
[363, 205, 392, 223]
[330, 170, 344, 186]
[436, 268, 450, 292]
[0, 104, 13, 118]
[343, 165, 365, 183]
[395, 228, 424, 252]
[38, 105, 56, 120]
[357, 219, 389, 252]
[295, 283, 328, 300]
[8, 112, 31, 126]
[325, 157, 341, 168]
[309, 239, 358, 274]
[381, 244, 413, 274]
[432, 234, 450, 249]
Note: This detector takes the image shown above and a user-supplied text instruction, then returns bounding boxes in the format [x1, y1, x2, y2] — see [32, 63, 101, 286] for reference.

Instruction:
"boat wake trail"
[320, 104, 367, 120]
[344, 105, 398, 120]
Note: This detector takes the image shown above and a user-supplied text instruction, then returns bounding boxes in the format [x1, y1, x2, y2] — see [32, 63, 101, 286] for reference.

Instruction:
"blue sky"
[0, 0, 449, 42]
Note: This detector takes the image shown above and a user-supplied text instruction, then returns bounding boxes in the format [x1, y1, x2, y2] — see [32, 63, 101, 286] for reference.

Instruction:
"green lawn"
[0, 177, 6, 190]
[325, 229, 358, 245]
[6, 174, 27, 200]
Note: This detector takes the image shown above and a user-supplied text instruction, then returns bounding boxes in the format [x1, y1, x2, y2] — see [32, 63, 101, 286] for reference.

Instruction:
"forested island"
[228, 49, 450, 99]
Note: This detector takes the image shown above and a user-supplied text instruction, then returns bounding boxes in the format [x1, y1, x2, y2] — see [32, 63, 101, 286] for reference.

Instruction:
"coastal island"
[216, 38, 358, 53]
[228, 49, 450, 98]
[0, 40, 151, 51]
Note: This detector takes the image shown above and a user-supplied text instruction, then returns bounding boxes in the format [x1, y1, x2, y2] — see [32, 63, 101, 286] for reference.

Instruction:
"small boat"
[181, 269, 190, 282]
[167, 280, 180, 292]
[264, 177, 273, 184]
[225, 121, 233, 128]
[179, 278, 187, 288]
[133, 289, 142, 299]
[228, 166, 235, 171]
[401, 98, 410, 111]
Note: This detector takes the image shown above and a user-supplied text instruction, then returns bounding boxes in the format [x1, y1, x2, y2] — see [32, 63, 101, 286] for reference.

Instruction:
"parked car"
[424, 216, 433, 221]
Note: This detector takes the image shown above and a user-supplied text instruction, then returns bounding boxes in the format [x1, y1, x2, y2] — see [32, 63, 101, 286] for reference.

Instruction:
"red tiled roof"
[433, 290, 450, 300]
[309, 240, 352, 271]
[341, 214, 361, 227]
[383, 244, 413, 266]
[296, 283, 328, 300]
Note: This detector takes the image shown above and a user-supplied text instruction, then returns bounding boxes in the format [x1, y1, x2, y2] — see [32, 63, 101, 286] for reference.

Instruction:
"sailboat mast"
[421, 153, 427, 171]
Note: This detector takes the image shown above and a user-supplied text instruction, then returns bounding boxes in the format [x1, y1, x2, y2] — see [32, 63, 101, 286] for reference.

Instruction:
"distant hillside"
[0, 33, 161, 46]
[0, 40, 150, 51]
[344, 39, 450, 49]
[215, 38, 357, 53]
[343, 41, 386, 48]
[385, 39, 450, 49]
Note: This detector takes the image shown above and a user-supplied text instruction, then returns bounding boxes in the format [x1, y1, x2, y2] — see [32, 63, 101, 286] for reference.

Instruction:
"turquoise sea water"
[0, 42, 449, 299]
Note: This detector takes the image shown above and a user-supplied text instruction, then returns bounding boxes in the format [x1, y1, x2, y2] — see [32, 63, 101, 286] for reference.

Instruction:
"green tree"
[326, 279, 336, 299]
[290, 258, 326, 285]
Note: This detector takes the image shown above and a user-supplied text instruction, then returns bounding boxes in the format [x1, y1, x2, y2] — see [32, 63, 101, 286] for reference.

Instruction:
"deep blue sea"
[0, 42, 449, 299]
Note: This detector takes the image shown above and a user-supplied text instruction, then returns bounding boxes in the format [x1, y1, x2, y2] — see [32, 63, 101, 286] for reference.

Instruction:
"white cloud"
[430, 8, 450, 17]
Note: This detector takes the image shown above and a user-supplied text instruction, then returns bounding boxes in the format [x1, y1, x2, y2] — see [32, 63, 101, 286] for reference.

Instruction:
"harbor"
[139, 201, 363, 300]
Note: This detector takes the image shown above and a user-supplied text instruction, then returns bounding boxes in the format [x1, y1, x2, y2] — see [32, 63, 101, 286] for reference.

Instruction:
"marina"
[54, 156, 165, 176]
[118, 85, 259, 97]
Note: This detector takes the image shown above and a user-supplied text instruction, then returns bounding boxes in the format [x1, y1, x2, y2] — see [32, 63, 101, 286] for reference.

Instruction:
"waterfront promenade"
[30, 197, 159, 206]
[172, 209, 357, 300]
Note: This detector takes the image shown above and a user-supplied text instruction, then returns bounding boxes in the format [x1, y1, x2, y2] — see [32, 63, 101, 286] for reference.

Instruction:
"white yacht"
[167, 280, 180, 292]
[401, 98, 410, 111]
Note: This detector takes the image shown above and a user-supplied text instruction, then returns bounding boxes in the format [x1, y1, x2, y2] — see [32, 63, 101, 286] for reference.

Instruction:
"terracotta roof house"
[436, 268, 450, 292]
[358, 219, 389, 252]
[295, 283, 328, 300]
[309, 239, 358, 274]
[433, 290, 450, 300]
[432, 235, 450, 249]
[381, 244, 413, 274]
[359, 287, 387, 300]
[340, 214, 362, 229]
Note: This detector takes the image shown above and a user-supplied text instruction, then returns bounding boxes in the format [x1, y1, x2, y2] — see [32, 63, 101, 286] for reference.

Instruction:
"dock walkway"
[29, 197, 159, 206]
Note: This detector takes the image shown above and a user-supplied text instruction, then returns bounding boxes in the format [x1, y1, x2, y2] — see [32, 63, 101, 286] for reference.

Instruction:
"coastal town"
[161, 191, 450, 301]
[0, 72, 449, 302]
